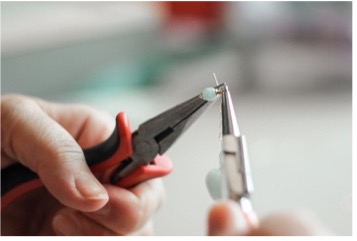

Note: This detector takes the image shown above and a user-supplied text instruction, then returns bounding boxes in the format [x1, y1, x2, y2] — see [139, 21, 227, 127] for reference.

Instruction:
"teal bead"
[202, 87, 217, 101]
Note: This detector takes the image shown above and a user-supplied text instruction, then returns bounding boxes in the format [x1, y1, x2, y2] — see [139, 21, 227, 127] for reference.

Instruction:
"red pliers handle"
[1, 113, 172, 211]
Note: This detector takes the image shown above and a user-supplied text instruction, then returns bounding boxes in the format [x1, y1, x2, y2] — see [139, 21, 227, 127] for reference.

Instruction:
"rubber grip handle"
[1, 112, 172, 211]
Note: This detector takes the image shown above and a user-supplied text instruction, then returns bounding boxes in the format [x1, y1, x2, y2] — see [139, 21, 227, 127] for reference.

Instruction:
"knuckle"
[36, 139, 83, 175]
[2, 95, 34, 119]
[71, 104, 96, 115]
[2, 94, 28, 104]
[55, 139, 83, 159]
[1, 95, 39, 157]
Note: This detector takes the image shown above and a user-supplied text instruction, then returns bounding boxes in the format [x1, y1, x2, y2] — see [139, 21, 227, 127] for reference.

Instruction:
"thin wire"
[215, 74, 223, 171]
[213, 73, 219, 86]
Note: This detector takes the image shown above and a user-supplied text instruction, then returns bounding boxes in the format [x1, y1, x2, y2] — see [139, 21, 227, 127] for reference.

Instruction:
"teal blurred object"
[82, 41, 228, 94]
[85, 60, 156, 92]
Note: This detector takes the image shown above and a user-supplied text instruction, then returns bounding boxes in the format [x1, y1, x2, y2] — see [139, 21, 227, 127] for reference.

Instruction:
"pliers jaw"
[138, 83, 226, 154]
[221, 84, 240, 136]
[110, 84, 224, 184]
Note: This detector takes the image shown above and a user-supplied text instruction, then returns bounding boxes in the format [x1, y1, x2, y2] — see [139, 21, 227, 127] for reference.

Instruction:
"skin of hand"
[1, 95, 166, 235]
[208, 200, 332, 236]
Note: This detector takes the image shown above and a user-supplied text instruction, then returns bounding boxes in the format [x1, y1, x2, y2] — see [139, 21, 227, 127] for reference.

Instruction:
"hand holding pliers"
[1, 85, 223, 210]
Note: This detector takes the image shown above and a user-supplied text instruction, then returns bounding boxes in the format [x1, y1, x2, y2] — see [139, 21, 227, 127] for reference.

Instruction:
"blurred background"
[1, 1, 352, 235]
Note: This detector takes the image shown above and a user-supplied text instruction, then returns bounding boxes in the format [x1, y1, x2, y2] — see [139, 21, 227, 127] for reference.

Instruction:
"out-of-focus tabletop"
[1, 1, 352, 236]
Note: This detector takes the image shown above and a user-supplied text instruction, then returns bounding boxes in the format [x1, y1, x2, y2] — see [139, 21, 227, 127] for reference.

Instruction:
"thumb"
[208, 200, 250, 236]
[1, 96, 109, 212]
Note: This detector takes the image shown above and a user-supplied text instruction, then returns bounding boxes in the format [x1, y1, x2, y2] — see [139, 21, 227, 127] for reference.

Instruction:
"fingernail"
[53, 213, 78, 235]
[75, 173, 108, 200]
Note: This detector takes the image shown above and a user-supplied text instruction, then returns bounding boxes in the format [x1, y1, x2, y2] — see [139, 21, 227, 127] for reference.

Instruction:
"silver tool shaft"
[220, 84, 254, 212]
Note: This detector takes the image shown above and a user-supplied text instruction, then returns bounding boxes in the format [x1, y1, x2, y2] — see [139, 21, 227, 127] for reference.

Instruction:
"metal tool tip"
[214, 82, 227, 95]
[221, 84, 240, 135]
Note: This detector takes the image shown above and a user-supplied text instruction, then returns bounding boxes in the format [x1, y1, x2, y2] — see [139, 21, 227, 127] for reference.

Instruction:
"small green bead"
[202, 87, 217, 101]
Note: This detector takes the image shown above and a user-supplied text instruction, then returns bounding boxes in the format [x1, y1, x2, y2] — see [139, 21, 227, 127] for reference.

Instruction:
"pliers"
[1, 84, 224, 211]
[220, 83, 254, 213]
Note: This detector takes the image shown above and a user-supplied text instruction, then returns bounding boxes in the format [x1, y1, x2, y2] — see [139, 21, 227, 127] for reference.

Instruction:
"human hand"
[208, 200, 331, 236]
[1, 95, 165, 235]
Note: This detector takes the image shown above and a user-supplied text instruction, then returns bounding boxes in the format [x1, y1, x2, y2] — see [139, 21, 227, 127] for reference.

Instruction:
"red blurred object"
[163, 1, 226, 32]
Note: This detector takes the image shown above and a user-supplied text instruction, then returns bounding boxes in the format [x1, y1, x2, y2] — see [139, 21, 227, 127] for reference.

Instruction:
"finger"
[208, 200, 249, 236]
[130, 178, 166, 226]
[1, 95, 109, 211]
[38, 101, 115, 148]
[251, 209, 332, 236]
[53, 208, 117, 236]
[84, 179, 165, 235]
[130, 220, 154, 236]
[1, 151, 15, 168]
[1, 100, 114, 168]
